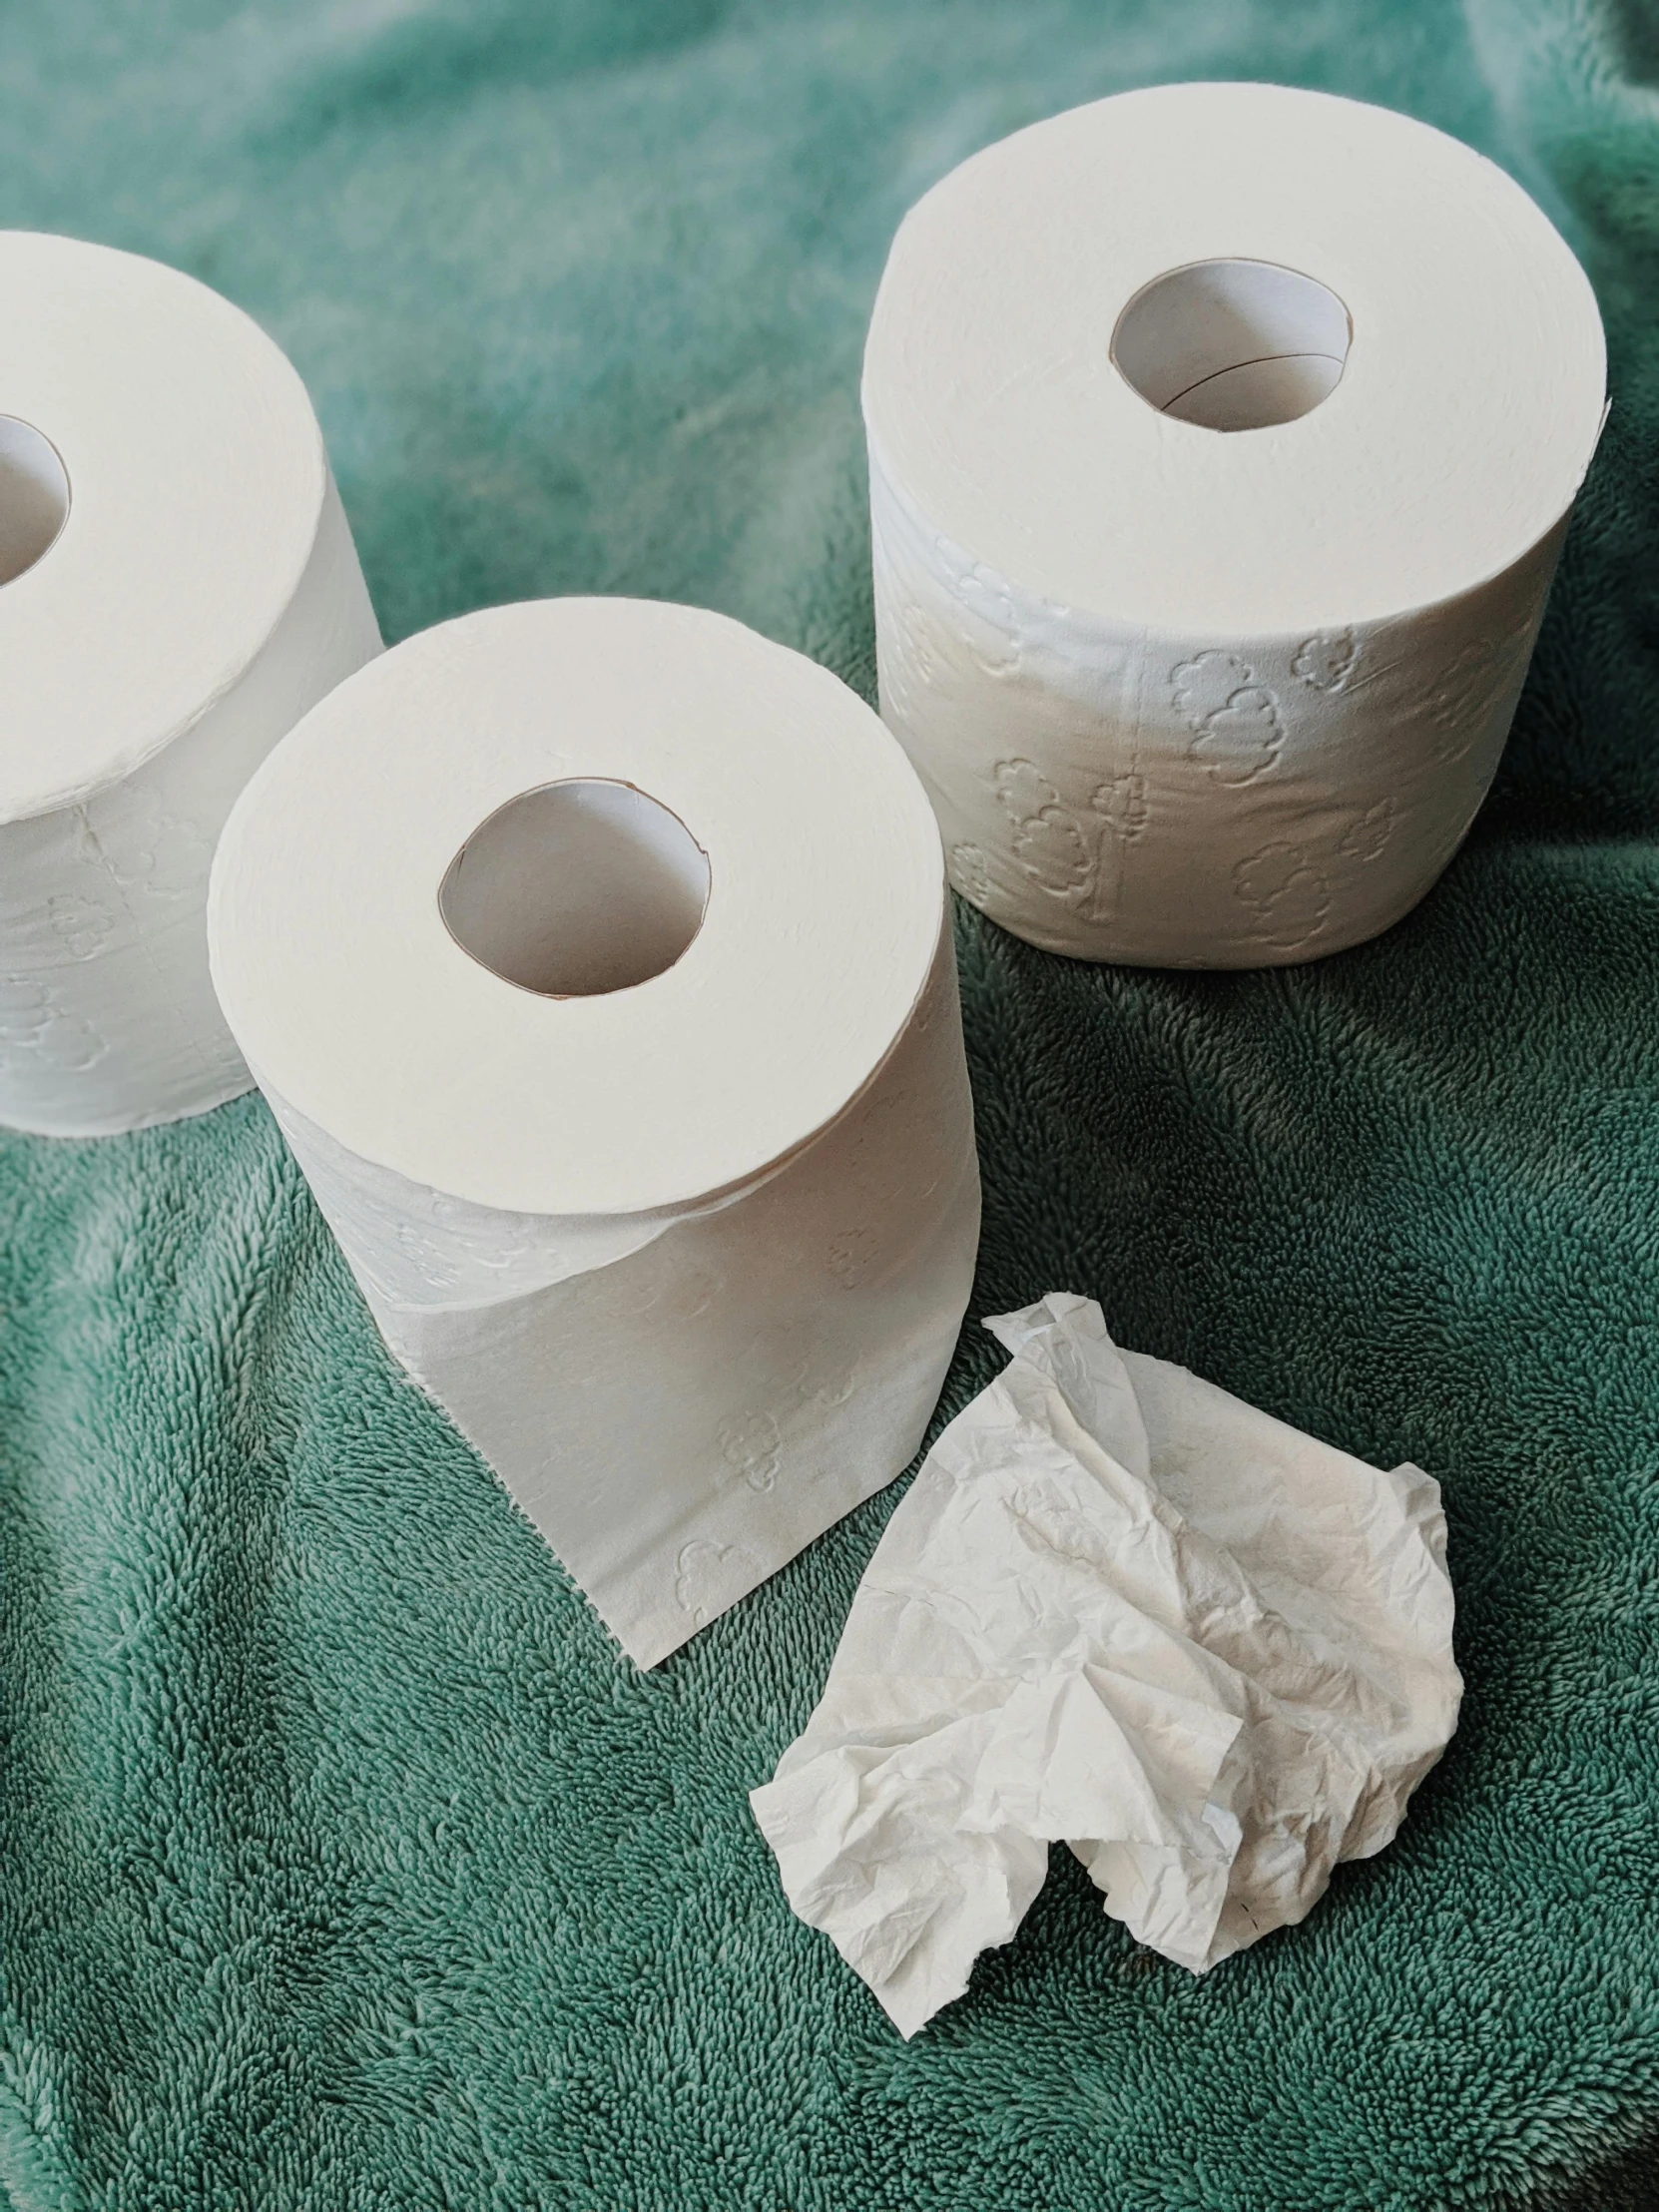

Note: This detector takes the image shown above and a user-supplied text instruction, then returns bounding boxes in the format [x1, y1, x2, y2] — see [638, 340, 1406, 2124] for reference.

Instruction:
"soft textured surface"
[2, 2, 1658, 2205]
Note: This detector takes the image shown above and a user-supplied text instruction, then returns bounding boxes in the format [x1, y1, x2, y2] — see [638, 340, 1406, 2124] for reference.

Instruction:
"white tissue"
[0, 233, 380, 1136]
[751, 1294, 1460, 2037]
[863, 84, 1606, 965]
[209, 599, 980, 1667]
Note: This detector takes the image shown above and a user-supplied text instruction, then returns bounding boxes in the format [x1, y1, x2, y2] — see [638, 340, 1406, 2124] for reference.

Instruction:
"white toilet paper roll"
[863, 84, 1607, 965]
[208, 598, 981, 1667]
[0, 233, 381, 1134]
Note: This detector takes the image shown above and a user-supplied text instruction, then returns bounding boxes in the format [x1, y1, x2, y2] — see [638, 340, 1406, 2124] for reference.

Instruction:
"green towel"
[3, 2, 1657, 2205]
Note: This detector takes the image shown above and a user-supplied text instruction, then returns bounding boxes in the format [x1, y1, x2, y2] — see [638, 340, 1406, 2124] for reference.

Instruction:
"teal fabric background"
[3, 3, 1658, 2205]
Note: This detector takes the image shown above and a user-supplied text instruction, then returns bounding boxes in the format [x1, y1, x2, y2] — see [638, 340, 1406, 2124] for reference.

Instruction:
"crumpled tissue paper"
[751, 1293, 1461, 2036]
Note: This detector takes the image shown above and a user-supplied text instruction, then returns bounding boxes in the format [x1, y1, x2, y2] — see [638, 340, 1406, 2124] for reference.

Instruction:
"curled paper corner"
[750, 1293, 1462, 2038]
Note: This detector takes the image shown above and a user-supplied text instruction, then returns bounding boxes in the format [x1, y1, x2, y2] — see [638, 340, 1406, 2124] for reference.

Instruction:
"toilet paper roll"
[208, 598, 981, 1667]
[863, 83, 1607, 965]
[0, 232, 381, 1134]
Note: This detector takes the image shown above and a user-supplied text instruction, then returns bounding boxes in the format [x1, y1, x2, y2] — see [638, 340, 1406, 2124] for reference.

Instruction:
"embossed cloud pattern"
[862, 86, 1607, 966]
[869, 467, 1562, 967]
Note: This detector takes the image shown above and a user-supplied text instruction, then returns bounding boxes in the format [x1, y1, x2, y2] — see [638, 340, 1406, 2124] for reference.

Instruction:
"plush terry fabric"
[2, 2, 1658, 2206]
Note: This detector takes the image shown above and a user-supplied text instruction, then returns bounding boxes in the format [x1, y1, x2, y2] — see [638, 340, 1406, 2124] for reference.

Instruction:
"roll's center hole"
[439, 779, 710, 998]
[0, 416, 69, 583]
[1111, 259, 1352, 431]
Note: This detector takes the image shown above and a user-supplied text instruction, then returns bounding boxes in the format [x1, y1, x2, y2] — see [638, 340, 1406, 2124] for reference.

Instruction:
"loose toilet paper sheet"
[210, 598, 980, 1666]
[864, 85, 1606, 964]
[0, 233, 380, 1136]
[752, 1294, 1461, 2037]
